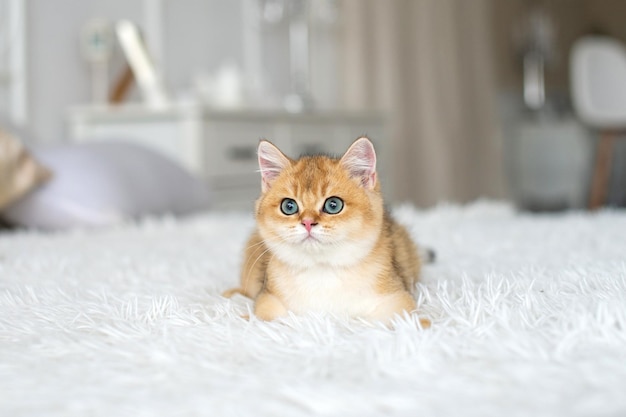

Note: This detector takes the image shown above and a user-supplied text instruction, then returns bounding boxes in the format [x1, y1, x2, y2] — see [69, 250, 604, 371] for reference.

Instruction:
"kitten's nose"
[301, 219, 318, 233]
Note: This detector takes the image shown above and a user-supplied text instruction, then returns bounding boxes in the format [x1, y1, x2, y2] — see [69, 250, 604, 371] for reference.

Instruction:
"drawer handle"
[228, 145, 256, 161]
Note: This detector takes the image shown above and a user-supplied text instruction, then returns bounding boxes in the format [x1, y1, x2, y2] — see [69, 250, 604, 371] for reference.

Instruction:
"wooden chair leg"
[588, 131, 616, 210]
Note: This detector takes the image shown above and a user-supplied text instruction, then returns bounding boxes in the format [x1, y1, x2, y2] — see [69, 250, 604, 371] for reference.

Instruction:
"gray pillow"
[2, 141, 211, 230]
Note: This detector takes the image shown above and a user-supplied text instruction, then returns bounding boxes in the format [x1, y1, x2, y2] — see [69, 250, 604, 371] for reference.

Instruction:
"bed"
[1, 201, 625, 416]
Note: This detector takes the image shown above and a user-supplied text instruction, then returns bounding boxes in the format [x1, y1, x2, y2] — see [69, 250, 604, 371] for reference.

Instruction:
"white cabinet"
[68, 104, 388, 210]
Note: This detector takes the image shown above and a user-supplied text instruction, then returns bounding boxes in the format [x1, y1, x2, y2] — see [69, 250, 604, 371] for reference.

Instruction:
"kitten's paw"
[254, 291, 288, 321]
[222, 287, 246, 298]
[418, 317, 431, 329]
[380, 314, 431, 330]
[368, 292, 417, 327]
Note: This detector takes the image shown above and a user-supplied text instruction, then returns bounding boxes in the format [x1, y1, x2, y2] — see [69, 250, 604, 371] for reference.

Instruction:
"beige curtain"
[340, 0, 504, 206]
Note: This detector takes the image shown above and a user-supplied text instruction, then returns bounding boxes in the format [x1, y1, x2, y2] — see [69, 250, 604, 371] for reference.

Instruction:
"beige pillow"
[0, 127, 52, 209]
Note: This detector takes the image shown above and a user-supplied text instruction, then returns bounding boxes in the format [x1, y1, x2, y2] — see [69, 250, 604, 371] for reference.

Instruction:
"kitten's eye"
[280, 198, 299, 215]
[323, 197, 344, 214]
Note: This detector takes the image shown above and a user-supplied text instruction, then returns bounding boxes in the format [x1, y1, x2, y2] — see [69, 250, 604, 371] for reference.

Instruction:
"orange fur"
[224, 137, 427, 326]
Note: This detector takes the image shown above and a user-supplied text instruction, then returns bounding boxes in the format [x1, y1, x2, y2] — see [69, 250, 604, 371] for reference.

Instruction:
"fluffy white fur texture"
[1, 201, 626, 417]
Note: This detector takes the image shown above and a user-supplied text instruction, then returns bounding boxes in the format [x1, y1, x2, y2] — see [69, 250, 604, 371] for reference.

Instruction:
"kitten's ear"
[258, 140, 291, 192]
[340, 137, 377, 189]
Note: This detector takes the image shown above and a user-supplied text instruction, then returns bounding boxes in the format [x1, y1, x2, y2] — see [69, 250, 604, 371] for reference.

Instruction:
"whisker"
[243, 238, 269, 253]
[242, 245, 273, 296]
[241, 234, 295, 295]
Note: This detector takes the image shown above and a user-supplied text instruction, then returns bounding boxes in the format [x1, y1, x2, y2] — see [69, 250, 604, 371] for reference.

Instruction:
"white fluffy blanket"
[2, 202, 626, 416]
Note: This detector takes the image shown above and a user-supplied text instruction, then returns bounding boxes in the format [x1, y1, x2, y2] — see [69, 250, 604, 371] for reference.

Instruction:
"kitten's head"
[255, 137, 384, 268]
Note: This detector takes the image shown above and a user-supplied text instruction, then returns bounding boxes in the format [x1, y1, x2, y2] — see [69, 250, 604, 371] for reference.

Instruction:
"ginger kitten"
[224, 137, 429, 326]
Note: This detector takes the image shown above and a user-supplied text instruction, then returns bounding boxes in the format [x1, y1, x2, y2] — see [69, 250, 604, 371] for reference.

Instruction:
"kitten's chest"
[273, 265, 381, 316]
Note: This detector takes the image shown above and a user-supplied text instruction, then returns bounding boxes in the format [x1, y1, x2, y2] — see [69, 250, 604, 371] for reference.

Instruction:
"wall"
[21, 0, 339, 145]
[26, 0, 144, 143]
[161, 0, 245, 100]
[492, 0, 626, 93]
[26, 0, 248, 144]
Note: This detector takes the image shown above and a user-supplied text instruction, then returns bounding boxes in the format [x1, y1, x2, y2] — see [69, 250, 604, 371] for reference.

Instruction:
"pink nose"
[302, 219, 318, 233]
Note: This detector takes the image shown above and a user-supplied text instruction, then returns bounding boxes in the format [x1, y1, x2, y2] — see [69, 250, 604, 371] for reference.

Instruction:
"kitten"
[224, 137, 430, 326]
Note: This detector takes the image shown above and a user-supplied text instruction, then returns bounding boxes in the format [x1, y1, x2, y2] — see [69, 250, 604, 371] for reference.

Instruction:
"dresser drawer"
[204, 121, 288, 178]
[288, 124, 344, 157]
[210, 183, 260, 211]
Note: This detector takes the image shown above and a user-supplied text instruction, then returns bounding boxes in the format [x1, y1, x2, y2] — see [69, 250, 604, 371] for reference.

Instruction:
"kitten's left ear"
[340, 137, 377, 189]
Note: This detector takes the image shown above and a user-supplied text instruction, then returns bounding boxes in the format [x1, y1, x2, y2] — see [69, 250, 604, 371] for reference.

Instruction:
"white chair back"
[570, 36, 626, 128]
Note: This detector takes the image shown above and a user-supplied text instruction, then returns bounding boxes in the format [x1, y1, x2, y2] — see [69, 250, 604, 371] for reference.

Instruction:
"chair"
[570, 35, 626, 208]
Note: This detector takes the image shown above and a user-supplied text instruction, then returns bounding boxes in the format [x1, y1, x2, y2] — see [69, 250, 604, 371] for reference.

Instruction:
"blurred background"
[2, 0, 626, 228]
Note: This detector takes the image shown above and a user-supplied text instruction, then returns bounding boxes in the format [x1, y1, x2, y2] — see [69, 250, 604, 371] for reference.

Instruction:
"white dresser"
[68, 104, 388, 210]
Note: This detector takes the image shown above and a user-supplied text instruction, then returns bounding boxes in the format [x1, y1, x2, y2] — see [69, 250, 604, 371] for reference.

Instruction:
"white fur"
[275, 265, 383, 317]
[264, 222, 384, 317]
[266, 221, 378, 268]
[2, 201, 626, 416]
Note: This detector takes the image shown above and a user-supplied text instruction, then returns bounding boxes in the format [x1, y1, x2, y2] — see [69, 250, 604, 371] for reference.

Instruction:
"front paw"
[368, 292, 420, 326]
[418, 317, 431, 329]
[222, 287, 245, 298]
[254, 291, 288, 321]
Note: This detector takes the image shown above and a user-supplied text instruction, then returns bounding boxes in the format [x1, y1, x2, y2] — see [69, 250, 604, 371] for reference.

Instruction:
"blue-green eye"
[323, 197, 344, 214]
[280, 198, 299, 215]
